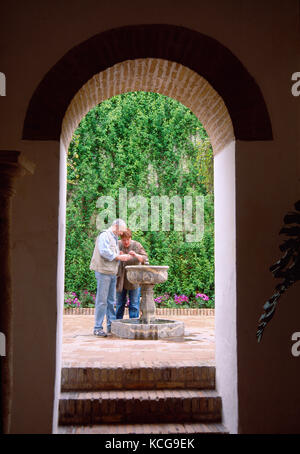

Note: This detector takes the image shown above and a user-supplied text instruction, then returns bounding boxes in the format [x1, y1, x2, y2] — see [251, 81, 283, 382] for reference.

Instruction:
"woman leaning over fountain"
[90, 219, 132, 337]
[116, 229, 148, 319]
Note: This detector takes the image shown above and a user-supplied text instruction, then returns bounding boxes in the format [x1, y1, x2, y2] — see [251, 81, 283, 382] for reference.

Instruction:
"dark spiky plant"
[256, 200, 300, 342]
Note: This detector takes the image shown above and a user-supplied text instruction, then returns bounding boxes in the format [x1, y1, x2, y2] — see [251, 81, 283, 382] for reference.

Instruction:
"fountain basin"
[125, 265, 169, 285]
[111, 318, 184, 340]
[112, 264, 184, 339]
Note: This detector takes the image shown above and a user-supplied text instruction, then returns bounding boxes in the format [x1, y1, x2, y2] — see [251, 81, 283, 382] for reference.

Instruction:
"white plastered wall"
[214, 140, 237, 434]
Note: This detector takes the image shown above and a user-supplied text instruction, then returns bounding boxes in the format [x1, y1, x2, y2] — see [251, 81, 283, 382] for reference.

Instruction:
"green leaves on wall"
[65, 91, 215, 300]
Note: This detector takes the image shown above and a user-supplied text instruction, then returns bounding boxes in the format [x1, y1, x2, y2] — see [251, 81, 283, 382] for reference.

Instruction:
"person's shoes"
[93, 329, 107, 337]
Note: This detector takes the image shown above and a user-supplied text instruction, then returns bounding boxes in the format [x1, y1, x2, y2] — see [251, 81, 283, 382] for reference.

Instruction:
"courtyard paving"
[62, 315, 215, 367]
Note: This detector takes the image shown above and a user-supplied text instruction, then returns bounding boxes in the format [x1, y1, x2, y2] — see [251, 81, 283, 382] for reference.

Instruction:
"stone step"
[61, 364, 215, 391]
[59, 389, 222, 425]
[58, 422, 228, 434]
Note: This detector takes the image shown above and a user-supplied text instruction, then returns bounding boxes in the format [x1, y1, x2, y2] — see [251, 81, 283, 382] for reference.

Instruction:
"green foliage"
[65, 91, 215, 304]
[195, 137, 214, 194]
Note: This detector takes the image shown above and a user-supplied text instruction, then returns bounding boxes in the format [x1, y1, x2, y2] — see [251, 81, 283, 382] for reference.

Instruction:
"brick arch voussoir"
[61, 58, 234, 154]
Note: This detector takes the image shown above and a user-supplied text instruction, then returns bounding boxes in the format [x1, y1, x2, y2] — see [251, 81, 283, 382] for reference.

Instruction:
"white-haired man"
[90, 219, 132, 337]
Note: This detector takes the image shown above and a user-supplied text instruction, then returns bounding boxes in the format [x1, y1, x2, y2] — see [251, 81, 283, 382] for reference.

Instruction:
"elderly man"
[116, 229, 148, 319]
[90, 219, 132, 337]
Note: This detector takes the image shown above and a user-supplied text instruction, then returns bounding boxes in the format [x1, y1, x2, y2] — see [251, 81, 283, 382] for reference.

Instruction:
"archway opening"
[55, 58, 237, 433]
[62, 89, 215, 359]
[21, 25, 272, 435]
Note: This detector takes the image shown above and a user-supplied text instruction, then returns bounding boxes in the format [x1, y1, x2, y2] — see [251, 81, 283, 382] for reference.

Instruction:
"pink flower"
[196, 293, 209, 301]
[174, 294, 189, 305]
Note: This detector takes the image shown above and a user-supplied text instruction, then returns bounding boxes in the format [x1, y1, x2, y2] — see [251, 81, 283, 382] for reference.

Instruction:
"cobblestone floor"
[62, 315, 215, 367]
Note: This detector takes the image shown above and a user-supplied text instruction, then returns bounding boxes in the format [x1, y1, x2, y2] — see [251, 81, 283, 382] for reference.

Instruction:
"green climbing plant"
[65, 91, 215, 305]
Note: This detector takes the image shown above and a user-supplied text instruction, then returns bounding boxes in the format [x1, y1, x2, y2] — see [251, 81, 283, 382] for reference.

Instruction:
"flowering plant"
[174, 294, 189, 305]
[196, 293, 209, 301]
[64, 292, 81, 308]
[154, 293, 169, 302]
[64, 290, 96, 308]
[79, 290, 96, 307]
[154, 293, 171, 306]
[153, 292, 214, 309]
[196, 293, 215, 308]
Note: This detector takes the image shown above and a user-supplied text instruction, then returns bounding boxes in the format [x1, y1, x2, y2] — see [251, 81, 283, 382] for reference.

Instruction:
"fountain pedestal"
[140, 285, 155, 324]
[111, 265, 184, 340]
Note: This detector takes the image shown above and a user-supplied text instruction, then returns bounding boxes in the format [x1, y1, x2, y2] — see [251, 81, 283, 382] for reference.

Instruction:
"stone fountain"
[111, 264, 184, 339]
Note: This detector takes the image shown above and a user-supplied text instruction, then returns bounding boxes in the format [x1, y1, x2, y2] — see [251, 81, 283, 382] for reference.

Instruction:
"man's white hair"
[111, 219, 127, 228]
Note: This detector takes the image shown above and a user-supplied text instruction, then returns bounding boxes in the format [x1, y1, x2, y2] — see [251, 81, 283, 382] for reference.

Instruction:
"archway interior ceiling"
[22, 24, 273, 150]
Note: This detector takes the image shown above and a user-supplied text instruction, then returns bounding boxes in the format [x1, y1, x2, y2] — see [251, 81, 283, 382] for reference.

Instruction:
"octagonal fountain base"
[111, 319, 184, 340]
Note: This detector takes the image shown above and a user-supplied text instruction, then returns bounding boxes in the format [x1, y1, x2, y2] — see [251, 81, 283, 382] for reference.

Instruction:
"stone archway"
[20, 24, 272, 434]
[57, 62, 237, 432]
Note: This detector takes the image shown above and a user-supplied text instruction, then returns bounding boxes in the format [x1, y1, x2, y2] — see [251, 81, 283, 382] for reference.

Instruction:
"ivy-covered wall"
[65, 91, 214, 307]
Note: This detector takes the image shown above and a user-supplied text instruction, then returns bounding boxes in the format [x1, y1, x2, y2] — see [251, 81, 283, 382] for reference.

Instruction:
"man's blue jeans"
[94, 271, 116, 331]
[116, 287, 141, 319]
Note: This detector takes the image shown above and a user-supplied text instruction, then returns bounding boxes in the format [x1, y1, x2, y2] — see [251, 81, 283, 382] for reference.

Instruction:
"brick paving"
[62, 315, 215, 367]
